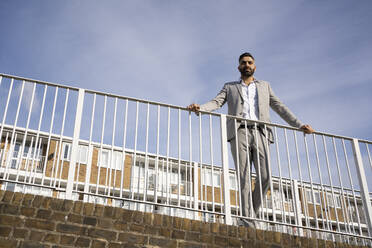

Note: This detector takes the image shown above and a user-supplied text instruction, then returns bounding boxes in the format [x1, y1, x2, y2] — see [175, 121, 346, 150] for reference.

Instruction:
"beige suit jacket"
[200, 80, 303, 142]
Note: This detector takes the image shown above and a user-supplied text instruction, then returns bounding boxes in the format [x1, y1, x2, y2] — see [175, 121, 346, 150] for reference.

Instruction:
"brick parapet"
[0, 190, 368, 247]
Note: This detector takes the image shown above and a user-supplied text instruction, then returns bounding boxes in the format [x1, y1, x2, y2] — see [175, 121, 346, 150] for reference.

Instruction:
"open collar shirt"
[241, 79, 259, 121]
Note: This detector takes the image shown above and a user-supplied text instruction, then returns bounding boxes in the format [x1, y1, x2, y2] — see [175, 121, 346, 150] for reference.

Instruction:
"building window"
[203, 169, 221, 187]
[326, 193, 341, 208]
[11, 143, 21, 169]
[306, 189, 321, 205]
[78, 145, 88, 164]
[112, 151, 123, 170]
[62, 143, 71, 160]
[229, 174, 237, 190]
[23, 143, 42, 160]
[63, 143, 87, 164]
[98, 149, 109, 167]
[98, 150, 123, 170]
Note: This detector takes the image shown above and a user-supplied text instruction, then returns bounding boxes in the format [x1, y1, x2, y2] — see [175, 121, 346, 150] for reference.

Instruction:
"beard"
[239, 67, 255, 77]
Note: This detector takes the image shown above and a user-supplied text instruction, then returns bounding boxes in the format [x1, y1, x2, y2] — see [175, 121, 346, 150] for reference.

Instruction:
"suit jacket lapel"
[255, 80, 263, 119]
[235, 82, 244, 100]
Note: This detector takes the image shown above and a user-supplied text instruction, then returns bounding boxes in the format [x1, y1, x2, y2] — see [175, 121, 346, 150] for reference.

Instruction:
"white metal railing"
[0, 73, 371, 245]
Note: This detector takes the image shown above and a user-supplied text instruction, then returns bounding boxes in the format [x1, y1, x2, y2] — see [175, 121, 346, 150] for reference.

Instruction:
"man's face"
[238, 56, 256, 77]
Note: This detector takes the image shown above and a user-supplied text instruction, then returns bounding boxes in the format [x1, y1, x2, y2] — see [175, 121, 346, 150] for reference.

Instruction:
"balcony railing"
[0, 73, 371, 245]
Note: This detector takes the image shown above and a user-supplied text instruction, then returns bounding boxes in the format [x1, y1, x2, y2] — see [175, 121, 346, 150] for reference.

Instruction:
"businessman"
[187, 52, 314, 227]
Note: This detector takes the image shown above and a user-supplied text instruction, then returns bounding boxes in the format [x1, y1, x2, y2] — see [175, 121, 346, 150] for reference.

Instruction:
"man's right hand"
[187, 103, 200, 113]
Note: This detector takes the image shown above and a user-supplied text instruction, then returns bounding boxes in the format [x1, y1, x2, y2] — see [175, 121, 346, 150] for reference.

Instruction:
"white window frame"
[203, 169, 221, 187]
[112, 151, 123, 170]
[77, 145, 88, 164]
[98, 149, 110, 167]
[306, 189, 321, 205]
[229, 174, 237, 190]
[326, 193, 341, 208]
[22, 143, 42, 160]
[62, 143, 71, 161]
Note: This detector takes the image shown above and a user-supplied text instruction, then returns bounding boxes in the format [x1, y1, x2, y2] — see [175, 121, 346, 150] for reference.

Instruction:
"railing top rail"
[0, 73, 80, 91]
[1, 73, 371, 143]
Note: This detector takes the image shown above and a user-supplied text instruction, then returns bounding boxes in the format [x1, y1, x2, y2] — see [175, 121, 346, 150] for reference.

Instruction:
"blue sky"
[1, 0, 371, 141]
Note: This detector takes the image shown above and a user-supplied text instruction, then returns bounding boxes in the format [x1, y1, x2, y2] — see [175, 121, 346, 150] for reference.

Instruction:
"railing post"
[66, 89, 85, 200]
[292, 179, 304, 237]
[220, 114, 232, 225]
[352, 138, 372, 235]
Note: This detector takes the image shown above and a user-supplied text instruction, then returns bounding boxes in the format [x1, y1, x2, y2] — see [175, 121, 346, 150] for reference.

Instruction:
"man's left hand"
[300, 124, 315, 134]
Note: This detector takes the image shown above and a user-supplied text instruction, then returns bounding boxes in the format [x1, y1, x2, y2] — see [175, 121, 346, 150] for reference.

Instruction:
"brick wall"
[0, 190, 368, 248]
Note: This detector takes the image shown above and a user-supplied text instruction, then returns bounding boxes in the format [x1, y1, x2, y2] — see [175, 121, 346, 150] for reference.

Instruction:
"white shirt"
[241, 80, 259, 121]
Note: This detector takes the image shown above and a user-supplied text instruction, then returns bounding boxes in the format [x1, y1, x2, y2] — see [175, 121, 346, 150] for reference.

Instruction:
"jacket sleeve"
[200, 83, 228, 112]
[269, 84, 303, 128]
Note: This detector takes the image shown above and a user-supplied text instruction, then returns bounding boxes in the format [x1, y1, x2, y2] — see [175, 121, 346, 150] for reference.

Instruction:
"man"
[187, 52, 314, 227]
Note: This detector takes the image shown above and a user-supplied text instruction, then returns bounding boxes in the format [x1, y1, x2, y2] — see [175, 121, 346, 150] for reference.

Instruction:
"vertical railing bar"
[254, 123, 264, 223]
[177, 109, 181, 206]
[83, 93, 96, 202]
[244, 121, 254, 219]
[198, 113, 203, 212]
[49, 138, 59, 187]
[344, 140, 363, 241]
[28, 137, 41, 185]
[35, 85, 48, 185]
[332, 137, 348, 234]
[274, 127, 287, 227]
[32, 138, 43, 185]
[53, 89, 68, 188]
[135, 159, 142, 209]
[29, 109, 43, 186]
[108, 97, 118, 198]
[23, 137, 35, 187]
[328, 138, 341, 233]
[131, 101, 139, 200]
[4, 80, 25, 186]
[219, 169, 223, 214]
[161, 158, 165, 202]
[284, 129, 299, 231]
[66, 90, 89, 202]
[5, 133, 18, 182]
[188, 112, 193, 210]
[0, 132, 10, 173]
[264, 124, 276, 226]
[104, 98, 113, 196]
[193, 161, 199, 220]
[0, 78, 14, 160]
[120, 99, 128, 199]
[74, 145, 82, 192]
[209, 114, 215, 213]
[6, 80, 25, 182]
[303, 134, 320, 231]
[322, 135, 339, 237]
[144, 103, 150, 203]
[341, 139, 357, 237]
[233, 119, 242, 217]
[352, 138, 372, 237]
[293, 130, 310, 232]
[312, 134, 330, 232]
[56, 89, 69, 189]
[234, 170, 239, 219]
[366, 143, 372, 170]
[166, 107, 170, 205]
[15, 82, 36, 183]
[220, 114, 231, 225]
[45, 87, 58, 187]
[154, 105, 160, 204]
[96, 95, 107, 195]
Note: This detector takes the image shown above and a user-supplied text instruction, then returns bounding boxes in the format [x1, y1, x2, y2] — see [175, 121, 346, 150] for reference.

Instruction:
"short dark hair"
[239, 52, 255, 62]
